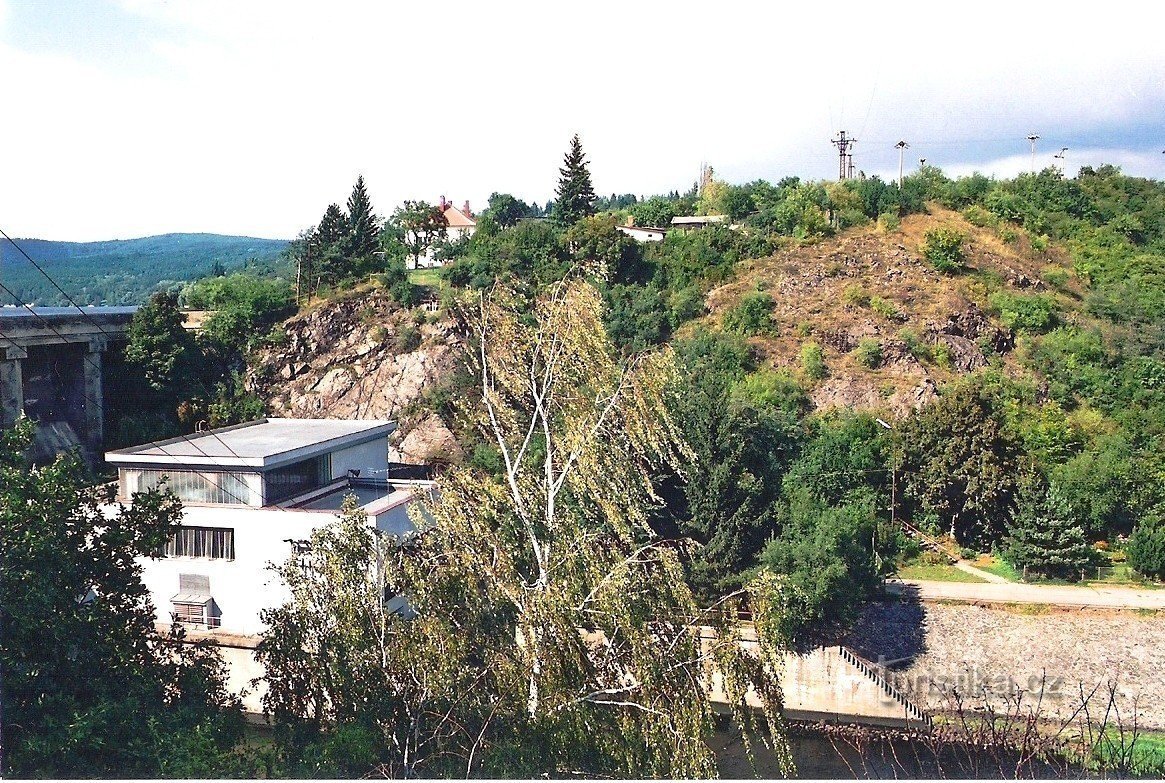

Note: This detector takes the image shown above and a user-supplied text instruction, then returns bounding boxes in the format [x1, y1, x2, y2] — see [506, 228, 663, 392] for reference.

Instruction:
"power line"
[0, 277, 271, 510]
[0, 226, 259, 472]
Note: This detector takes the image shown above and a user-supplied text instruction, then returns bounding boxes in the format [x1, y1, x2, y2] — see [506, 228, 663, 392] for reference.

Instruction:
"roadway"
[890, 578, 1165, 610]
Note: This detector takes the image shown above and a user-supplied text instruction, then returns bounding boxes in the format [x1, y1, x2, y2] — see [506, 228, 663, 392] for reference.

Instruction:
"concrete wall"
[329, 438, 388, 479]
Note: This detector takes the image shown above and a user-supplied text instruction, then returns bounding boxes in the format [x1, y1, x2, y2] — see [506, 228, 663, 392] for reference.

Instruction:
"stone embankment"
[846, 600, 1165, 728]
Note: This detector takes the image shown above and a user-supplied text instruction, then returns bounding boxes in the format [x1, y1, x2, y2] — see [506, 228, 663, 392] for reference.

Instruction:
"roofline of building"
[104, 417, 396, 471]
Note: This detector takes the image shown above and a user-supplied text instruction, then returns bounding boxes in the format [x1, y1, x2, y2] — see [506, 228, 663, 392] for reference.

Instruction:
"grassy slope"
[696, 206, 1083, 415]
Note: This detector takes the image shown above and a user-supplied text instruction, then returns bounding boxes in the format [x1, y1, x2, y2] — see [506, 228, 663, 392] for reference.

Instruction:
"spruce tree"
[316, 203, 349, 250]
[1004, 473, 1094, 580]
[345, 175, 380, 260]
[553, 134, 596, 225]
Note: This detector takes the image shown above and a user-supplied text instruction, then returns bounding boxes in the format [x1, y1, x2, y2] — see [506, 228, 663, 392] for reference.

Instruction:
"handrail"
[838, 645, 932, 727]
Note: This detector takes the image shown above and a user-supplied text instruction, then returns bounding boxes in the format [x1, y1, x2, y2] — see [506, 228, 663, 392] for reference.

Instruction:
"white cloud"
[0, 0, 1162, 240]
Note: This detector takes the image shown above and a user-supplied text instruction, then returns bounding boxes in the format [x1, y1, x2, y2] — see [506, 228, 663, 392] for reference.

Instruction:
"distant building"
[616, 217, 667, 243]
[670, 214, 729, 230]
[105, 417, 431, 637]
[415, 196, 477, 269]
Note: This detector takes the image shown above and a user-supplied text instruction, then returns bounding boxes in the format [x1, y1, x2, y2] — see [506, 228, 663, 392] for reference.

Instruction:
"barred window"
[165, 527, 235, 560]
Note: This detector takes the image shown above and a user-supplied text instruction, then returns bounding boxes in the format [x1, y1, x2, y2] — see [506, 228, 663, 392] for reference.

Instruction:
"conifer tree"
[316, 203, 349, 251]
[345, 175, 380, 260]
[1004, 473, 1094, 580]
[553, 134, 596, 225]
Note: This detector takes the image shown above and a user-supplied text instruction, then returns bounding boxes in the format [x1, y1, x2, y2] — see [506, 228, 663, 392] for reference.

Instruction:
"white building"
[106, 418, 429, 637]
[414, 197, 477, 269]
[616, 224, 666, 243]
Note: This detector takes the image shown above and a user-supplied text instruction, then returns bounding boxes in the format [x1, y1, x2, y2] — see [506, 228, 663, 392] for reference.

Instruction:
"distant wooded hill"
[0, 233, 289, 306]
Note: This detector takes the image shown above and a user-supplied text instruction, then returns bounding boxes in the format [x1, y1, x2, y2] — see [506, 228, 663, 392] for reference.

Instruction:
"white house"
[616, 224, 667, 243]
[414, 196, 477, 269]
[105, 418, 430, 637]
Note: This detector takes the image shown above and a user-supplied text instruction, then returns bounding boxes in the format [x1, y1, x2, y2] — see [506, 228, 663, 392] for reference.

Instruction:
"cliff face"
[248, 289, 463, 464]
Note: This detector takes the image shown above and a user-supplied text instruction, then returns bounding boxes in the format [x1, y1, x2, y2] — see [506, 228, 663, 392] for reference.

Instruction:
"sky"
[0, 0, 1163, 242]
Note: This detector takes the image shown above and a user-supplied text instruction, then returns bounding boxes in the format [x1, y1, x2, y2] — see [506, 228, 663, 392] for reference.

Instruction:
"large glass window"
[265, 455, 330, 503]
[165, 527, 235, 560]
[130, 469, 259, 506]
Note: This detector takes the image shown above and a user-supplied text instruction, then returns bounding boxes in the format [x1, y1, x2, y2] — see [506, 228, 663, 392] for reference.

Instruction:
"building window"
[165, 527, 235, 560]
[265, 454, 331, 504]
[130, 468, 258, 506]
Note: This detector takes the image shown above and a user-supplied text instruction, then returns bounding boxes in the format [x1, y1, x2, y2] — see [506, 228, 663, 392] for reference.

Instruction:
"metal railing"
[838, 645, 932, 727]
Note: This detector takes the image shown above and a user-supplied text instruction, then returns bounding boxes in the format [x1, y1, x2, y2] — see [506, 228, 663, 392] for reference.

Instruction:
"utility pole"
[832, 131, 856, 181]
[894, 140, 910, 188]
[1027, 133, 1041, 173]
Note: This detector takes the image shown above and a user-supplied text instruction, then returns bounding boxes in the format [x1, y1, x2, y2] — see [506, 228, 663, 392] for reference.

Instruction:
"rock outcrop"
[249, 291, 464, 462]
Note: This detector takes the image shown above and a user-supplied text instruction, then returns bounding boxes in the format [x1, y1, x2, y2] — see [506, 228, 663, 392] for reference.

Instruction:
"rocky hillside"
[248, 288, 464, 464]
[702, 207, 1079, 415]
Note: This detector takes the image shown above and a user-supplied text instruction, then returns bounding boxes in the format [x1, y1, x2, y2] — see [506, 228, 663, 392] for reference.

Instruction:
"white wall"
[329, 438, 388, 479]
[136, 504, 327, 636]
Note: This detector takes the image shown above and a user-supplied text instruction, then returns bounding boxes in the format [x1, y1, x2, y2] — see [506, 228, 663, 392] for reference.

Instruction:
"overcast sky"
[1, 0, 1163, 241]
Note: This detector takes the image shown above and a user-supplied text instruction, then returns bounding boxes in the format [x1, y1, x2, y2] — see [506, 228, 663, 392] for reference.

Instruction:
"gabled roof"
[443, 205, 476, 228]
[106, 418, 395, 470]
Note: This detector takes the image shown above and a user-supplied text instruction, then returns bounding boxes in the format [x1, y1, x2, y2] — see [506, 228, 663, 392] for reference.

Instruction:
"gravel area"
[846, 601, 1165, 728]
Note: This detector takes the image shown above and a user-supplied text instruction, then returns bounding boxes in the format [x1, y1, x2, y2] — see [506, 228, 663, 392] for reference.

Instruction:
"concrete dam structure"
[0, 306, 136, 462]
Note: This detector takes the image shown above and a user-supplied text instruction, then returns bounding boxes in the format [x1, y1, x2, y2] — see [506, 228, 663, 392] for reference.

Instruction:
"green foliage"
[723, 291, 776, 336]
[1128, 516, 1165, 580]
[0, 420, 247, 777]
[553, 134, 597, 225]
[1004, 473, 1095, 580]
[124, 290, 199, 402]
[483, 192, 535, 228]
[759, 490, 880, 644]
[395, 323, 422, 352]
[390, 200, 448, 270]
[0, 234, 287, 307]
[345, 175, 380, 261]
[799, 341, 828, 380]
[854, 338, 883, 369]
[899, 380, 1022, 545]
[922, 227, 965, 273]
[989, 291, 1060, 333]
[183, 272, 295, 356]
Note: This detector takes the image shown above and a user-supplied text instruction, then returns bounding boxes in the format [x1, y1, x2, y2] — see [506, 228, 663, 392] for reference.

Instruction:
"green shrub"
[854, 339, 883, 369]
[998, 225, 1018, 243]
[989, 292, 1060, 333]
[723, 292, 777, 336]
[842, 285, 870, 308]
[1042, 265, 1071, 290]
[898, 328, 933, 363]
[394, 324, 422, 352]
[876, 213, 900, 233]
[869, 296, 899, 320]
[1127, 517, 1165, 580]
[933, 341, 953, 369]
[800, 341, 827, 380]
[961, 204, 997, 228]
[1029, 232, 1050, 253]
[922, 227, 965, 273]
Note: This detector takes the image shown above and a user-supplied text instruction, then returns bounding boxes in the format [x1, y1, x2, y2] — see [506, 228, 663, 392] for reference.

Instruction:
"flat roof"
[670, 215, 727, 225]
[105, 417, 395, 470]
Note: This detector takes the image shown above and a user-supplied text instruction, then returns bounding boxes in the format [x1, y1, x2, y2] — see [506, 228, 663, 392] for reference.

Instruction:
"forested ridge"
[0, 232, 288, 306]
[6, 136, 1165, 777]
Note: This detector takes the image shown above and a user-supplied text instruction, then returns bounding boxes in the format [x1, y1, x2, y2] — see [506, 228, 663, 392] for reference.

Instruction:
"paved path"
[951, 560, 1010, 584]
[890, 578, 1165, 610]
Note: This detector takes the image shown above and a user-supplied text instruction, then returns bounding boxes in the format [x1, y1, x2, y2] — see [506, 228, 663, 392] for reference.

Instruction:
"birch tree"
[259, 278, 794, 777]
